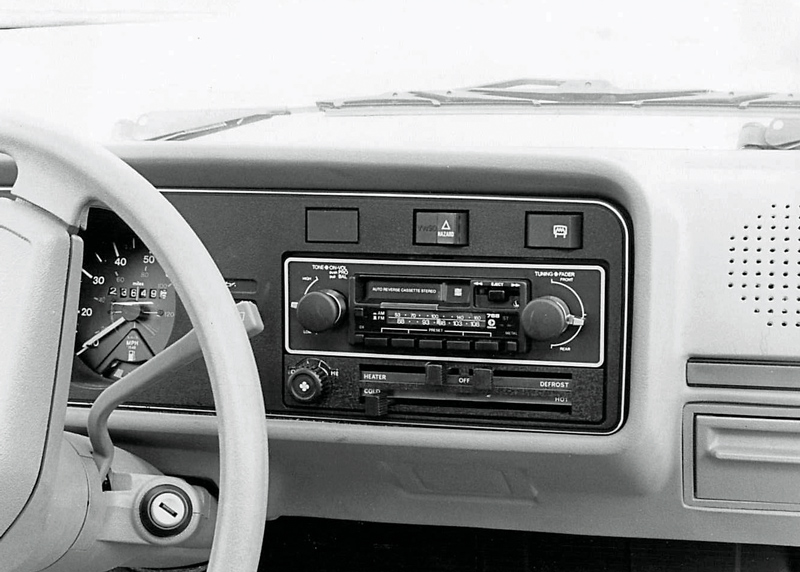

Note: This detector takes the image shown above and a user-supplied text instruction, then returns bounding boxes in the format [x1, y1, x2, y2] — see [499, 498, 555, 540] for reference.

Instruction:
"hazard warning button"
[414, 211, 468, 246]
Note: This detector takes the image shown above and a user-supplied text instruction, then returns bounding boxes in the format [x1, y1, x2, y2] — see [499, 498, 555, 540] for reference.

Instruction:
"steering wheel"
[0, 114, 267, 571]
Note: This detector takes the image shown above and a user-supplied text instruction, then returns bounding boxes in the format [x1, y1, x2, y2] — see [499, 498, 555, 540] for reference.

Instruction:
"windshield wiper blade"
[319, 79, 710, 110]
[410, 90, 542, 106]
[319, 79, 800, 111]
[467, 79, 790, 108]
[743, 94, 800, 108]
[635, 91, 775, 107]
[114, 107, 292, 141]
[318, 86, 551, 110]
[469, 79, 708, 104]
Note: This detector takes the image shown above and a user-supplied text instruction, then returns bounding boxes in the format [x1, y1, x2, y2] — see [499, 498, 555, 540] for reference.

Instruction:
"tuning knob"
[296, 289, 347, 332]
[521, 296, 573, 342]
[287, 365, 329, 404]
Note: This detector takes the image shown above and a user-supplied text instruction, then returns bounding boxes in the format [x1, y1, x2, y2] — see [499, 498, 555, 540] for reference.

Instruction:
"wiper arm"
[114, 107, 293, 142]
[146, 113, 285, 142]
[739, 118, 800, 150]
[466, 79, 787, 108]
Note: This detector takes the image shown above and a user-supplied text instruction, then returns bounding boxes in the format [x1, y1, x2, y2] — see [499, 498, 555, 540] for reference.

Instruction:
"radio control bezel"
[284, 257, 606, 368]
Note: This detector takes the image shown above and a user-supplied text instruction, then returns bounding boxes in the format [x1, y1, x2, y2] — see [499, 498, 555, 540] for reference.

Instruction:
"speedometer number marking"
[75, 210, 177, 380]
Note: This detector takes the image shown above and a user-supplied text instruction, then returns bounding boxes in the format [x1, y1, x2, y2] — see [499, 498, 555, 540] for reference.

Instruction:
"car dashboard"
[7, 141, 800, 554]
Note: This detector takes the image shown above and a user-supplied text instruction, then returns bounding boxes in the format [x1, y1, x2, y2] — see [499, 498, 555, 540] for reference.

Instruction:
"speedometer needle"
[76, 316, 127, 356]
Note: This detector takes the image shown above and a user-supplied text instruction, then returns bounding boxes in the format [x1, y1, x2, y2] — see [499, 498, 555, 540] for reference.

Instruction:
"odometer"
[75, 209, 176, 380]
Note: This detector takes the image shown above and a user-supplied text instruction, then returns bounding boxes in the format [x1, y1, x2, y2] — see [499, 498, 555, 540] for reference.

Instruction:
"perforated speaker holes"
[728, 203, 800, 328]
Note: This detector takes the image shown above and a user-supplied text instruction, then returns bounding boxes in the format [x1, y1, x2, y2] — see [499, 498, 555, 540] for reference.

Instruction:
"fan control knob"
[296, 289, 347, 332]
[287, 365, 329, 404]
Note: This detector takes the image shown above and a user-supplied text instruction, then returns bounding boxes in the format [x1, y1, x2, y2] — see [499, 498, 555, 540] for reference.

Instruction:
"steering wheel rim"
[0, 113, 268, 571]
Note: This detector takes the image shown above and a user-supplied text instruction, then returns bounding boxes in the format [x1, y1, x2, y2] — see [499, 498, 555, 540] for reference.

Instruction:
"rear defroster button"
[526, 213, 582, 249]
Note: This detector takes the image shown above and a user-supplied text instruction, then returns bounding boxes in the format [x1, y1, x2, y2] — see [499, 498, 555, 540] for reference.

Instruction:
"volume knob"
[296, 289, 347, 332]
[521, 296, 571, 342]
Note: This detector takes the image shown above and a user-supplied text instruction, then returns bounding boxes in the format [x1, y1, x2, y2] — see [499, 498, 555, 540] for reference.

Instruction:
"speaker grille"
[728, 203, 800, 328]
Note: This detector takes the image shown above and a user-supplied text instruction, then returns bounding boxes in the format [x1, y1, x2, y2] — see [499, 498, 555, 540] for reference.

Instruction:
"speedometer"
[76, 209, 177, 380]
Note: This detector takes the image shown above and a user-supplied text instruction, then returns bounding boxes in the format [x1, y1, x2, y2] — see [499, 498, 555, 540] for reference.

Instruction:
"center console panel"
[278, 194, 629, 433]
[70, 191, 631, 434]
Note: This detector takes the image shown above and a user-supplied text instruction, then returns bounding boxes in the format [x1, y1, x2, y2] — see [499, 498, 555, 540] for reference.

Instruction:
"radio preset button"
[475, 340, 499, 353]
[446, 340, 471, 352]
[419, 339, 443, 350]
[364, 337, 389, 348]
[391, 338, 415, 349]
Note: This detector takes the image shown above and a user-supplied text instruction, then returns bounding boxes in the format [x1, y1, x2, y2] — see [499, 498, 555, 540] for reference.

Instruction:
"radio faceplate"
[285, 258, 605, 367]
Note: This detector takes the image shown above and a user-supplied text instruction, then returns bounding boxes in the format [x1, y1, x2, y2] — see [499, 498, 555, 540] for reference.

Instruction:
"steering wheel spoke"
[0, 113, 267, 572]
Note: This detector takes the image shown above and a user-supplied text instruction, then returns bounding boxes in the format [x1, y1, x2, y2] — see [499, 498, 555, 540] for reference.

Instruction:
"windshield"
[3, 0, 800, 145]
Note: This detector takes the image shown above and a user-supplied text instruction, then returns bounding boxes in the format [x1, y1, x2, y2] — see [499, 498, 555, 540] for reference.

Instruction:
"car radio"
[286, 259, 605, 366]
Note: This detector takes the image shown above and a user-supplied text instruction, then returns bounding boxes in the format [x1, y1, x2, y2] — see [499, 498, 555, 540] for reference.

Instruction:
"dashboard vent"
[728, 203, 800, 328]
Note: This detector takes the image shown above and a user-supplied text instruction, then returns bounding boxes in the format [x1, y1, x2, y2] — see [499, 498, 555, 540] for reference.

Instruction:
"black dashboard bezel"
[64, 186, 631, 434]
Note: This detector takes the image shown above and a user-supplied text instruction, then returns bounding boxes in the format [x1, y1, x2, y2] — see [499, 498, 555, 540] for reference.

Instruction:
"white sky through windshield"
[2, 0, 799, 139]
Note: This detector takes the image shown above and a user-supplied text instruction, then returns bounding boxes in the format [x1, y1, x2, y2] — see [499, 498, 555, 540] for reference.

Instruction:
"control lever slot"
[359, 363, 573, 413]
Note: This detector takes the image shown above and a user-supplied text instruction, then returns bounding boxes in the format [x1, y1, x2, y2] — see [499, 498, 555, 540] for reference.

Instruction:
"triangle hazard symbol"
[441, 220, 451, 231]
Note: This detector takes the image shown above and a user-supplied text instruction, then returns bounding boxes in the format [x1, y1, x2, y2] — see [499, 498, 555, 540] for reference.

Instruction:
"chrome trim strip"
[67, 402, 613, 434]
